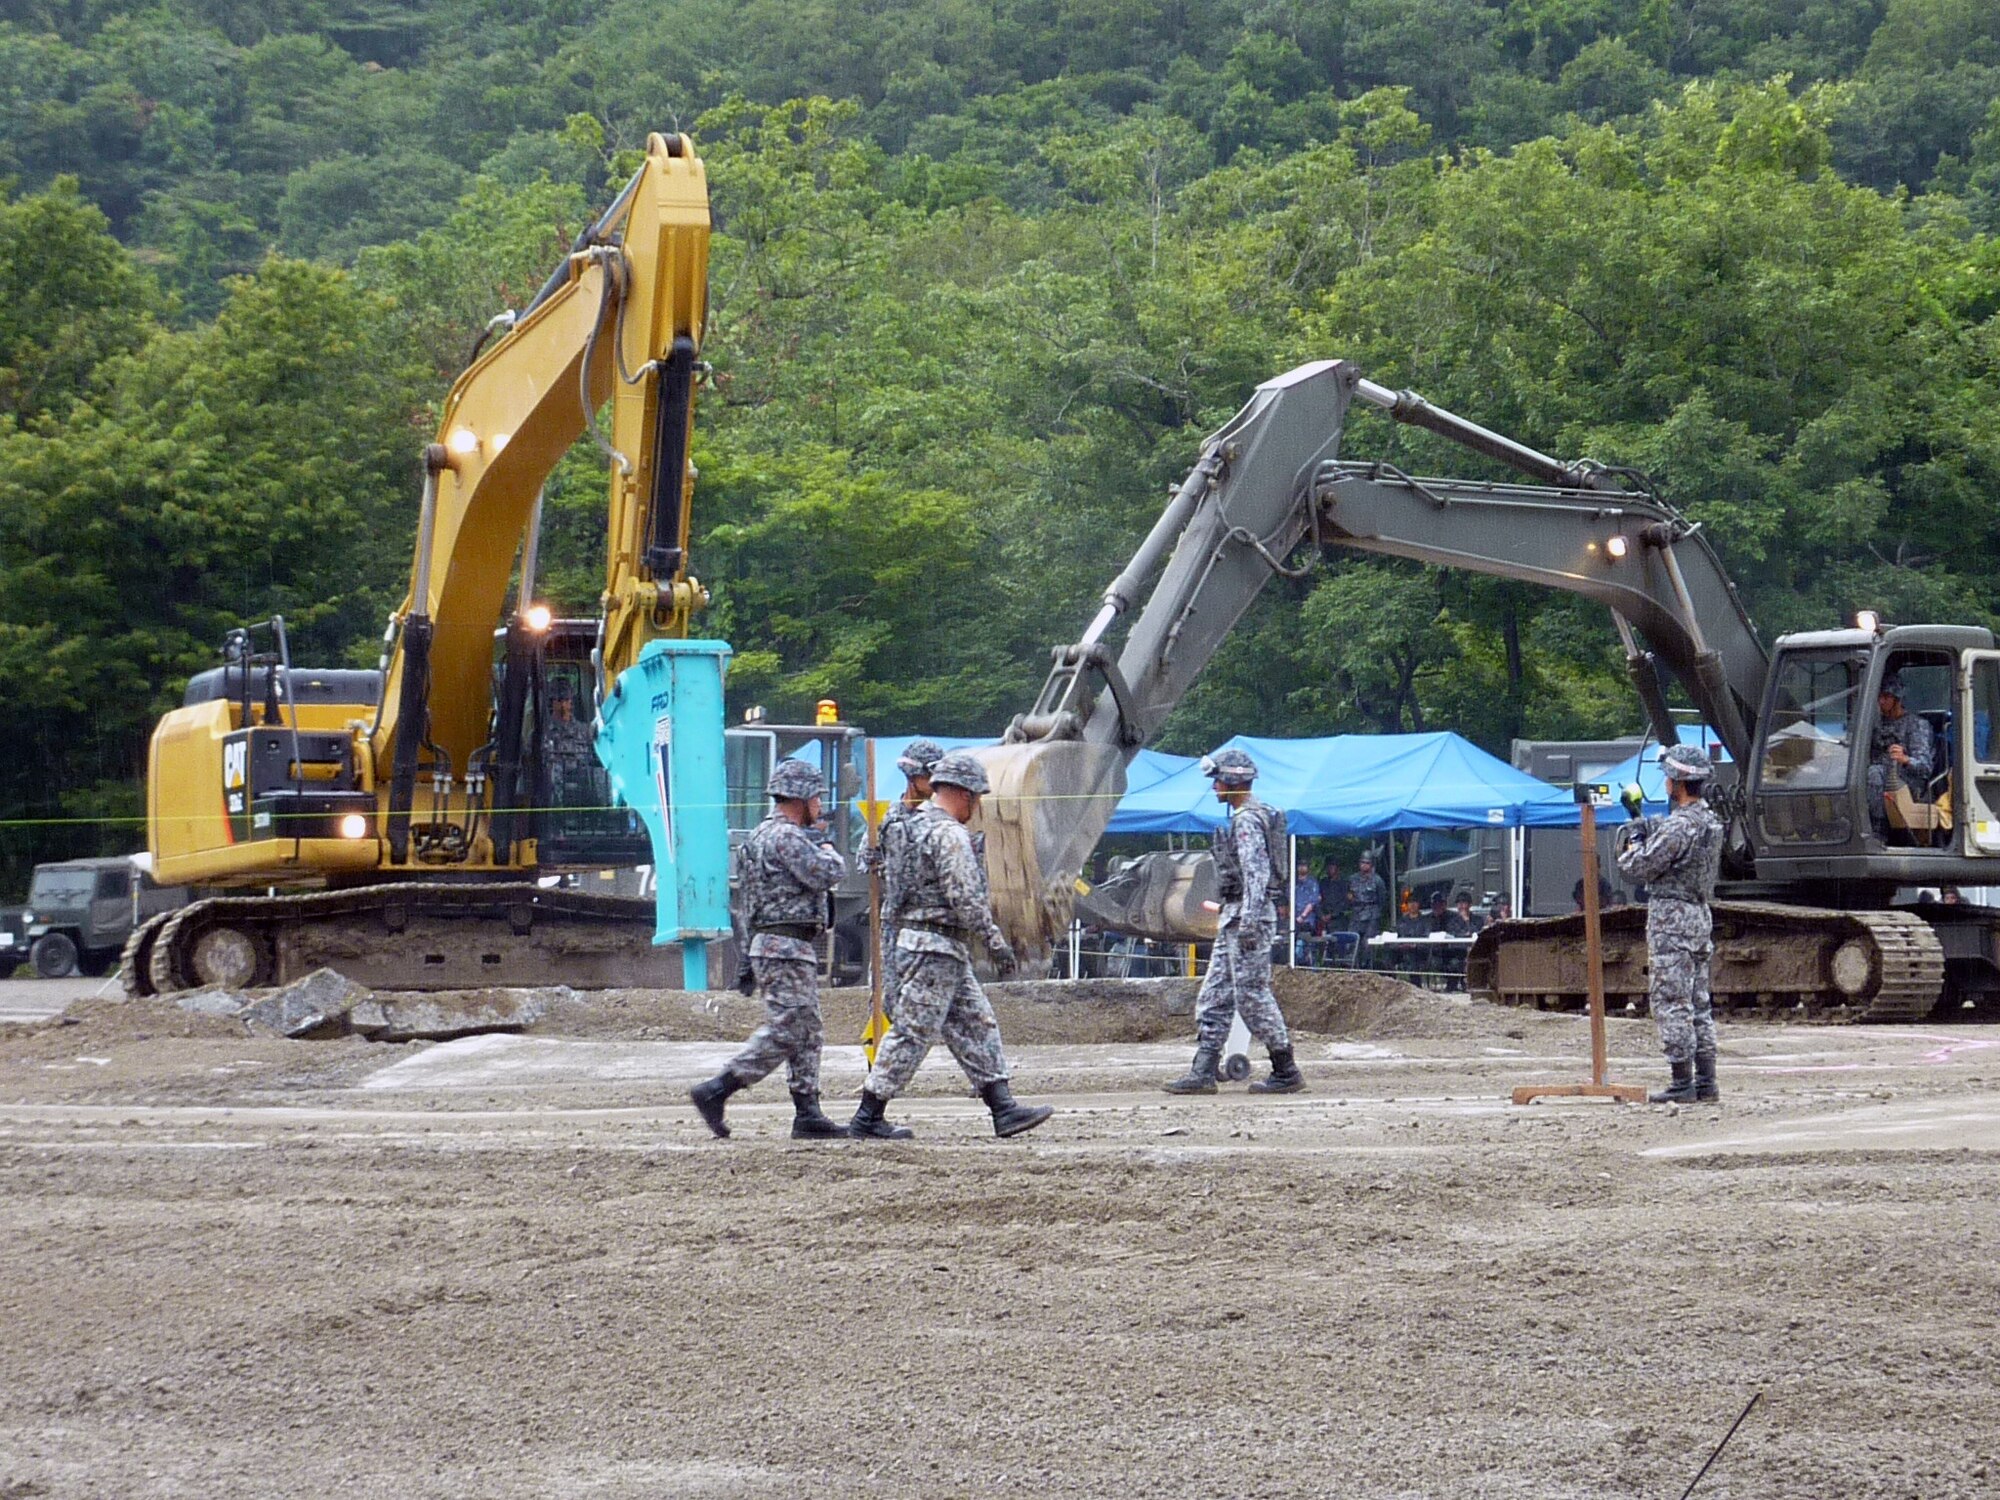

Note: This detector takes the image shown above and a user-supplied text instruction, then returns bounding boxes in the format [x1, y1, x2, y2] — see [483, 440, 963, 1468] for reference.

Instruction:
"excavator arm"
[980, 359, 1768, 956]
[375, 132, 710, 864]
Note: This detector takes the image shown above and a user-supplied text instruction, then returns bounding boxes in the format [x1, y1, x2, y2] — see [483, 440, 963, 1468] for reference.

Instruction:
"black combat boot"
[1163, 1045, 1221, 1095]
[690, 1071, 745, 1138]
[1649, 1058, 1698, 1104]
[980, 1080, 1053, 1138]
[1694, 1051, 1720, 1103]
[848, 1088, 914, 1140]
[1247, 1045, 1306, 1094]
[790, 1089, 847, 1139]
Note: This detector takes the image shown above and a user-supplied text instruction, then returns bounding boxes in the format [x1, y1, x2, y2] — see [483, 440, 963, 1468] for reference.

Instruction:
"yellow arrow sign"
[859, 798, 891, 829]
[861, 1004, 888, 1068]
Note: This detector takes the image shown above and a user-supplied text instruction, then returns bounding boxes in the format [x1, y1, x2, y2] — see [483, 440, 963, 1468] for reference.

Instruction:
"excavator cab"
[1748, 624, 1997, 879]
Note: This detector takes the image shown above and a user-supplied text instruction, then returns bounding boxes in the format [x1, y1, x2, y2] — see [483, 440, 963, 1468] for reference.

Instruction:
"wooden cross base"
[1512, 1082, 1648, 1105]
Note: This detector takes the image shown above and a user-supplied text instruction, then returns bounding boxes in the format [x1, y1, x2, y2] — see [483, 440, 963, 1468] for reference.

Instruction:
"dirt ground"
[2, 970, 1997, 1498]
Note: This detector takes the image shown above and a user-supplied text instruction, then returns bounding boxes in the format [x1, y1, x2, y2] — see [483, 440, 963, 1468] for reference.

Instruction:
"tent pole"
[1288, 832, 1297, 968]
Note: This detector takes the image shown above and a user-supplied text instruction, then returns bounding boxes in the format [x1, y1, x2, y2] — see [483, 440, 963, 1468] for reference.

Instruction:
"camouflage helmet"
[767, 757, 826, 802]
[1659, 743, 1714, 782]
[897, 738, 946, 778]
[1878, 672, 1906, 703]
[929, 750, 990, 796]
[1200, 747, 1259, 785]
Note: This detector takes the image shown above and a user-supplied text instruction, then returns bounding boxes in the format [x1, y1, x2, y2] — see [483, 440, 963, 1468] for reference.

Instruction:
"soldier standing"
[859, 738, 944, 1019]
[1163, 749, 1304, 1095]
[1615, 743, 1725, 1104]
[1346, 853, 1386, 961]
[691, 759, 848, 1140]
[849, 752, 1053, 1140]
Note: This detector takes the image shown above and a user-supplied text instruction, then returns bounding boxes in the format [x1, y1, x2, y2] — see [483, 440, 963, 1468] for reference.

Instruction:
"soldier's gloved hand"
[733, 959, 756, 997]
[989, 936, 1019, 978]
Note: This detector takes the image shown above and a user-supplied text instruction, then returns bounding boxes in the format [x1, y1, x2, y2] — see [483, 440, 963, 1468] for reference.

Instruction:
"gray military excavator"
[977, 359, 2000, 1021]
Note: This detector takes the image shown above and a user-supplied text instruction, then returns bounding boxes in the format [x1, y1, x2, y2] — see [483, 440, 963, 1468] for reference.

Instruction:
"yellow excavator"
[130, 132, 714, 994]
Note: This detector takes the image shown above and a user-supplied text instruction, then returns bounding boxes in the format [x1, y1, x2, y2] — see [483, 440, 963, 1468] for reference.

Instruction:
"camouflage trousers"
[865, 950, 1009, 1098]
[879, 925, 904, 1021]
[1650, 938, 1716, 1064]
[727, 956, 824, 1096]
[1195, 919, 1291, 1053]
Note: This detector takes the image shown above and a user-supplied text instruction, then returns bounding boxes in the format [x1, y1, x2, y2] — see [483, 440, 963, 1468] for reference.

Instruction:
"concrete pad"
[1644, 1090, 2000, 1157]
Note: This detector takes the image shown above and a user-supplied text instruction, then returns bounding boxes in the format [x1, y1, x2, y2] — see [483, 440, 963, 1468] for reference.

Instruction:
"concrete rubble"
[176, 968, 568, 1042]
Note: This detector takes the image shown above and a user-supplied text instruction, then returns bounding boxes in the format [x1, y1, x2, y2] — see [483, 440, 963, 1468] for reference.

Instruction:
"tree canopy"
[1, 1, 1996, 883]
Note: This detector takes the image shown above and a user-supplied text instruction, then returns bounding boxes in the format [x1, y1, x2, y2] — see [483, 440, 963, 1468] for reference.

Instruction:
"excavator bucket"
[972, 739, 1128, 965]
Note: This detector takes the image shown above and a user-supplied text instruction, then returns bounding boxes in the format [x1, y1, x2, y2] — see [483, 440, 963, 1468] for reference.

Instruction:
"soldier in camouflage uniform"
[858, 738, 944, 1018]
[691, 759, 849, 1140]
[1164, 749, 1304, 1096]
[1866, 672, 1935, 840]
[849, 751, 1054, 1141]
[1346, 854, 1386, 963]
[1615, 743, 1726, 1104]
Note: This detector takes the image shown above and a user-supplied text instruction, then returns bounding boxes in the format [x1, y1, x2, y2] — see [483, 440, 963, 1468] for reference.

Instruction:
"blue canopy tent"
[1107, 732, 1579, 836]
[1595, 725, 1732, 819]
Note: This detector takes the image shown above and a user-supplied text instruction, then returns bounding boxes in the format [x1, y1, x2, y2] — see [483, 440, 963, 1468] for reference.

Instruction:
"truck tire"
[30, 932, 79, 979]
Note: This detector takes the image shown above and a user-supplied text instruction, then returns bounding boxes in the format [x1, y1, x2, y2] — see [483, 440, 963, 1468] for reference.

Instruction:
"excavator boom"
[981, 359, 1769, 957]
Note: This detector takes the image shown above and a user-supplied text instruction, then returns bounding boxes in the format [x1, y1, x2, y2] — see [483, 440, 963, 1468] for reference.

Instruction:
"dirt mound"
[0, 994, 249, 1061]
[525, 977, 1201, 1046]
[1271, 968, 1511, 1040]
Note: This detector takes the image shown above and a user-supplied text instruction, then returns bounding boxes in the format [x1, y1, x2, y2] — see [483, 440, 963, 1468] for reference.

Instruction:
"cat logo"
[223, 739, 249, 816]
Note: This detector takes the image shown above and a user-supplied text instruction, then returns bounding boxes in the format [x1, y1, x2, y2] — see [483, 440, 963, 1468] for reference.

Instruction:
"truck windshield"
[28, 869, 98, 904]
[1758, 654, 1859, 791]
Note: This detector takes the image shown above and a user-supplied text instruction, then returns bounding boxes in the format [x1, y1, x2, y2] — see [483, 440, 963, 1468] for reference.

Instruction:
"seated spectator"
[1446, 890, 1484, 937]
[1424, 890, 1453, 935]
[1941, 884, 1963, 905]
[1572, 875, 1615, 912]
[1492, 897, 1514, 922]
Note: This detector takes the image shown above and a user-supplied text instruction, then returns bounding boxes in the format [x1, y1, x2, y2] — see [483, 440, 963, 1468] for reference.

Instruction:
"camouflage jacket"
[892, 803, 1005, 961]
[861, 796, 929, 928]
[1212, 800, 1279, 932]
[1346, 871, 1386, 927]
[1873, 710, 1936, 788]
[1616, 797, 1723, 943]
[740, 811, 846, 961]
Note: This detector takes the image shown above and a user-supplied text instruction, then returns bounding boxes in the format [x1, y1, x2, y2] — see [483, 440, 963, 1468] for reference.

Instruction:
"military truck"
[19, 857, 188, 978]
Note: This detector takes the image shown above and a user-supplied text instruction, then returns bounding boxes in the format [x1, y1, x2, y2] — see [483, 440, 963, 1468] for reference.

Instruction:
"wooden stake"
[1514, 796, 1646, 1105]
[862, 741, 887, 1066]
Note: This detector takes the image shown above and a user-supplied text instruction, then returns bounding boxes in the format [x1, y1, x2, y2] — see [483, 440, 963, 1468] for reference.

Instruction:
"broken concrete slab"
[240, 967, 369, 1038]
[347, 990, 551, 1042]
[174, 988, 252, 1018]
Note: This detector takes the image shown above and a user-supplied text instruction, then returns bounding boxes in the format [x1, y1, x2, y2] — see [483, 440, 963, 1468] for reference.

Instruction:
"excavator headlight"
[1856, 609, 1881, 633]
[524, 604, 552, 633]
[446, 427, 480, 456]
[338, 813, 370, 840]
[1605, 534, 1629, 560]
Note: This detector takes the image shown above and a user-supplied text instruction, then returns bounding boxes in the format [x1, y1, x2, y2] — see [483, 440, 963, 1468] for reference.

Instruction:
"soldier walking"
[1164, 749, 1304, 1095]
[849, 752, 1053, 1141]
[691, 759, 848, 1140]
[858, 738, 944, 1019]
[1615, 743, 1725, 1104]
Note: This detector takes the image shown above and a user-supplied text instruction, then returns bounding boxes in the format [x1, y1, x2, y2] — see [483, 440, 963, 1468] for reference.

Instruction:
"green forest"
[2, 0, 1998, 871]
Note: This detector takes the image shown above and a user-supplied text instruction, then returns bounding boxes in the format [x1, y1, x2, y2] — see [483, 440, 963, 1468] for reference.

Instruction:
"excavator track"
[1466, 900, 1948, 1024]
[123, 882, 678, 996]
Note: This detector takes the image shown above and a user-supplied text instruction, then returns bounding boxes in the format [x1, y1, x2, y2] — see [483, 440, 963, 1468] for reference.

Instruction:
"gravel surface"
[2, 977, 1996, 1497]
